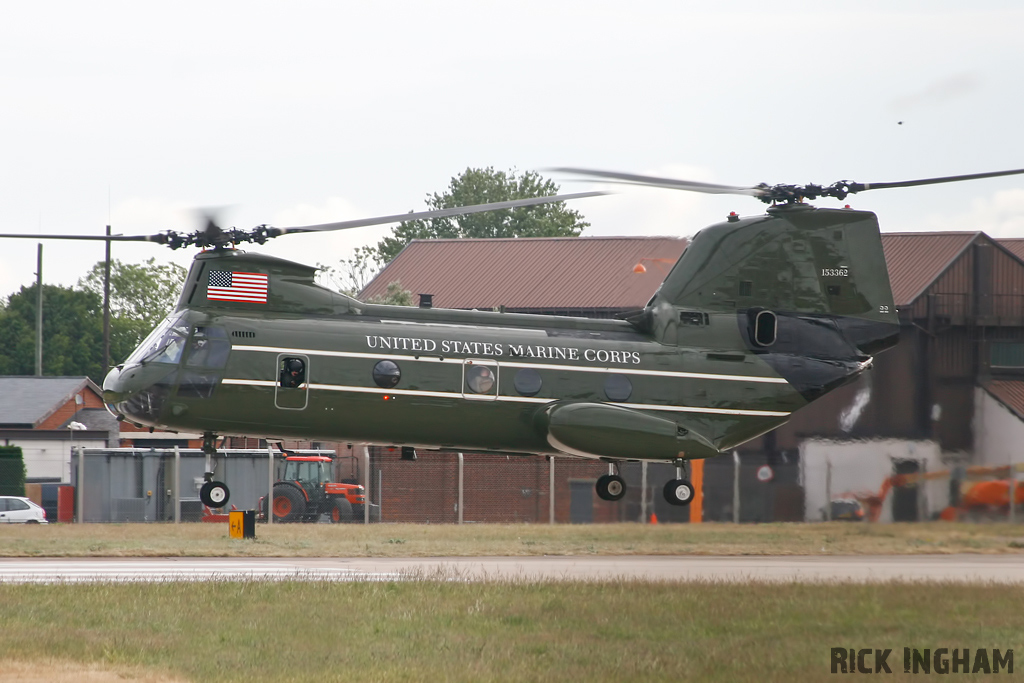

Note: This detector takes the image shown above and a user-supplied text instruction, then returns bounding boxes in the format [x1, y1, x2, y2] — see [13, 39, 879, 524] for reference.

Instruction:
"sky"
[2, 1, 1024, 297]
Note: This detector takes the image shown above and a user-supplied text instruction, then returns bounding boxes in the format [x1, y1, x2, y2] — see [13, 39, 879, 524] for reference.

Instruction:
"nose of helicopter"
[102, 365, 127, 406]
[102, 363, 177, 424]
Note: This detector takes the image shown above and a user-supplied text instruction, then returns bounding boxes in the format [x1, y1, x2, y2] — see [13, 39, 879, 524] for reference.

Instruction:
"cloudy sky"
[2, 1, 1023, 297]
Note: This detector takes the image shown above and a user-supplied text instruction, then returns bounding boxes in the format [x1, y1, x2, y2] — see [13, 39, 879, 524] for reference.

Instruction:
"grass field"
[1, 521, 1024, 557]
[4, 523, 1022, 681]
[1, 579, 1021, 682]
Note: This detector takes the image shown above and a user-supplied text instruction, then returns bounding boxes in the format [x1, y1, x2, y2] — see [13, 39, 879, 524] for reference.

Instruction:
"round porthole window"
[604, 373, 632, 402]
[513, 368, 542, 397]
[372, 360, 401, 388]
[466, 364, 496, 394]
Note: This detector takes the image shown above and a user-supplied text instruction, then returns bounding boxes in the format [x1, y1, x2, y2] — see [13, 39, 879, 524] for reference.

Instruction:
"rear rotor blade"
[548, 167, 766, 197]
[274, 191, 608, 235]
[847, 168, 1024, 194]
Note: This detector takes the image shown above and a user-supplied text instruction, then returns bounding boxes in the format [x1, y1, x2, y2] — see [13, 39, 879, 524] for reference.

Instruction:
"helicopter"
[4, 167, 1024, 510]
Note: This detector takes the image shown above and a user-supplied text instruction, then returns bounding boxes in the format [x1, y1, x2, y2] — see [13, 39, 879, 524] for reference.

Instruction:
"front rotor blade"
[0, 233, 164, 242]
[275, 191, 608, 234]
[851, 168, 1024, 193]
[548, 167, 766, 197]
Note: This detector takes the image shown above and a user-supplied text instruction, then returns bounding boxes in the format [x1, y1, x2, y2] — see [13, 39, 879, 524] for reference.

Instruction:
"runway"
[2, 554, 1024, 583]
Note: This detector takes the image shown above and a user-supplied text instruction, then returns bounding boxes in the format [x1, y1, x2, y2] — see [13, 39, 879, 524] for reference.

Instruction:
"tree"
[78, 257, 187, 360]
[0, 284, 105, 381]
[317, 246, 381, 297]
[0, 446, 26, 496]
[372, 167, 589, 263]
[0, 257, 187, 384]
[364, 280, 414, 306]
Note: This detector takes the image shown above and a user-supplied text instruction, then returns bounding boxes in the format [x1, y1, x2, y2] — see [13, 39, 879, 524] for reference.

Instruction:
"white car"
[0, 496, 48, 523]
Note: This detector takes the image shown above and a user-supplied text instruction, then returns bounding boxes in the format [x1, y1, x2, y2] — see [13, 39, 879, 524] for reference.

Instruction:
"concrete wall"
[973, 387, 1024, 467]
[800, 439, 947, 522]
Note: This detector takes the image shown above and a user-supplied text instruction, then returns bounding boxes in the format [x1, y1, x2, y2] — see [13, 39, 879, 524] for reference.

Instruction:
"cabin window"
[372, 360, 402, 388]
[279, 357, 306, 388]
[186, 326, 230, 368]
[739, 281, 753, 297]
[754, 310, 777, 346]
[465, 364, 496, 394]
[127, 314, 189, 365]
[514, 368, 542, 397]
[604, 373, 632, 402]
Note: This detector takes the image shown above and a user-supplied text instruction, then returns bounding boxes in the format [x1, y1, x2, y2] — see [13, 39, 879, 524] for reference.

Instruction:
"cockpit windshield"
[125, 314, 190, 366]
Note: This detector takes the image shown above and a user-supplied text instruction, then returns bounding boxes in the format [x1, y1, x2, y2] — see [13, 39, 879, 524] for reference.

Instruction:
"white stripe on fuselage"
[220, 378, 789, 417]
[229, 344, 789, 384]
[221, 342, 793, 419]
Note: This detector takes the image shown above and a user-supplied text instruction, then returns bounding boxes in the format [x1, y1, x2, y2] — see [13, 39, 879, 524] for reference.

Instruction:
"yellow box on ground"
[229, 510, 255, 539]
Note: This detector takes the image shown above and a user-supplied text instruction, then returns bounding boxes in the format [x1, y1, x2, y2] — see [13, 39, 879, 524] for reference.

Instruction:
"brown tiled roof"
[998, 239, 1024, 262]
[359, 237, 688, 311]
[982, 379, 1024, 420]
[360, 231, 1015, 312]
[880, 232, 978, 306]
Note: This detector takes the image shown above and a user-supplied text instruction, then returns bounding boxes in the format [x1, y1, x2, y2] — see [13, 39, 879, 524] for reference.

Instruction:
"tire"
[664, 478, 693, 507]
[272, 485, 306, 522]
[200, 481, 230, 508]
[595, 474, 627, 502]
[330, 497, 354, 523]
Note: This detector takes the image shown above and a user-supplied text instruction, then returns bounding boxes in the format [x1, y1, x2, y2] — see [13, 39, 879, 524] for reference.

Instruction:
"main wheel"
[664, 479, 693, 506]
[330, 498, 354, 523]
[272, 485, 306, 522]
[595, 474, 627, 502]
[200, 481, 230, 508]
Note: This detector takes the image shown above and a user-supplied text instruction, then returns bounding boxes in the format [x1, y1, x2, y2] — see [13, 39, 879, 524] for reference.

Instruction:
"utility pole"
[35, 244, 43, 376]
[103, 225, 112, 372]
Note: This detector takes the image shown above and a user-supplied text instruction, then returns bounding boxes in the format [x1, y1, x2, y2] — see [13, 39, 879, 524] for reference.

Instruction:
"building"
[360, 230, 1024, 523]
[736, 231, 1024, 521]
[0, 376, 114, 483]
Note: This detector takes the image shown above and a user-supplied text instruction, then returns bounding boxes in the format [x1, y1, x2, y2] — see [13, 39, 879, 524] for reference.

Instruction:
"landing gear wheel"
[272, 485, 306, 523]
[200, 481, 230, 508]
[596, 474, 627, 502]
[664, 479, 693, 506]
[330, 498, 354, 523]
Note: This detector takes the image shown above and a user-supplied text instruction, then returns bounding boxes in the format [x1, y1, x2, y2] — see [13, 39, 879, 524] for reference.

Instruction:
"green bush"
[0, 446, 26, 496]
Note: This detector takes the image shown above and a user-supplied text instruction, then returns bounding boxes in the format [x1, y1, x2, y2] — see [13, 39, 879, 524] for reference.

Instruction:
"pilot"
[283, 358, 305, 388]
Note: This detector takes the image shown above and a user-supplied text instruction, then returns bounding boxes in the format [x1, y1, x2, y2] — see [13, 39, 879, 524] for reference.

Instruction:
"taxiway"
[1, 554, 1023, 583]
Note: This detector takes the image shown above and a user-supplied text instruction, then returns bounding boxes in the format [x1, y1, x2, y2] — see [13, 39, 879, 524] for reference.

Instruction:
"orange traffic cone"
[650, 513, 658, 524]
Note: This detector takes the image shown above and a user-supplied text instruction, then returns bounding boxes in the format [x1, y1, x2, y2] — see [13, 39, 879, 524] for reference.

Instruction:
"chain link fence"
[44, 443, 988, 524]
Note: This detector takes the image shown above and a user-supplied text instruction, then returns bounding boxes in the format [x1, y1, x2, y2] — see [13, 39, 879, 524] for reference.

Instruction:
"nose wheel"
[200, 481, 230, 508]
[200, 432, 231, 508]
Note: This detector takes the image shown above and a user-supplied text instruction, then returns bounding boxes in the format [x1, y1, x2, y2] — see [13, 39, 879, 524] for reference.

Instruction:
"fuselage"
[103, 301, 805, 459]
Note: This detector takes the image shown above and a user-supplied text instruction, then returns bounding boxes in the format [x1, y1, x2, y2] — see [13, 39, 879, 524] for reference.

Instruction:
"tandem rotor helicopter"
[4, 166, 1024, 511]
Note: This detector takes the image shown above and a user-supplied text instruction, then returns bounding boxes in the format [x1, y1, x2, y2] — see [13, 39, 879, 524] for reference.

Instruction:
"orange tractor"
[259, 455, 366, 523]
[842, 464, 1024, 522]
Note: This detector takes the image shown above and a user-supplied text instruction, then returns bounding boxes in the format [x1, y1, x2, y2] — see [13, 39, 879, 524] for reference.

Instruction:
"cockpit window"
[126, 315, 190, 365]
[186, 326, 230, 368]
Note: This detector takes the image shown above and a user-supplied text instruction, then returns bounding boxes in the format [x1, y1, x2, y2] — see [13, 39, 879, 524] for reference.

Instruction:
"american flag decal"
[207, 271, 269, 303]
